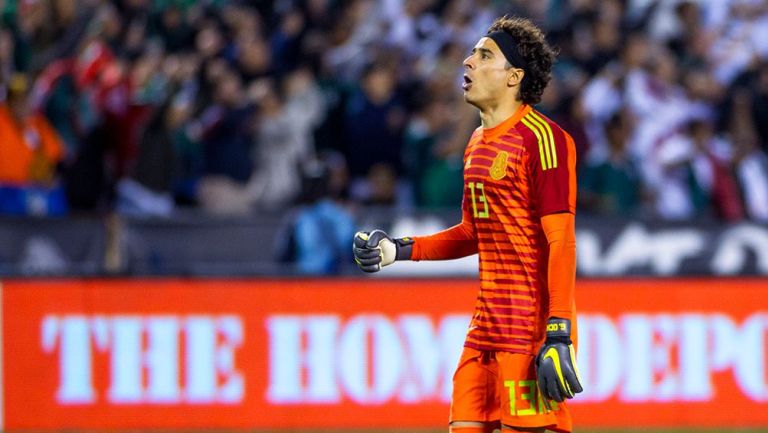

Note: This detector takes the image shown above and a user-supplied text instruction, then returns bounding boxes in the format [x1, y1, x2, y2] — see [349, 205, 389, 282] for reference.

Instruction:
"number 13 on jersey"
[469, 182, 489, 218]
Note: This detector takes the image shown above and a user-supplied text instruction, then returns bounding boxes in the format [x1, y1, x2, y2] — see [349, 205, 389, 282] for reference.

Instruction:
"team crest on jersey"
[490, 151, 509, 180]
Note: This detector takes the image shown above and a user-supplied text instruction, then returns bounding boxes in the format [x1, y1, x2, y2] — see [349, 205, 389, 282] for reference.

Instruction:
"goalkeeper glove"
[353, 230, 413, 272]
[536, 317, 583, 403]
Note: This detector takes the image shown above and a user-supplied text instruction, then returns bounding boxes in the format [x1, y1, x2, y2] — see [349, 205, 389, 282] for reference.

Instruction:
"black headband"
[486, 31, 526, 70]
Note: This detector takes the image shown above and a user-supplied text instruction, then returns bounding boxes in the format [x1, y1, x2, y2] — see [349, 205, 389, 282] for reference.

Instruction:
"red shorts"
[450, 347, 572, 432]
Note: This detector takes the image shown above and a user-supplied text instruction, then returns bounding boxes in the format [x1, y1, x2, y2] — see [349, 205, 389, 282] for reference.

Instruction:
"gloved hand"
[536, 317, 583, 403]
[353, 230, 413, 272]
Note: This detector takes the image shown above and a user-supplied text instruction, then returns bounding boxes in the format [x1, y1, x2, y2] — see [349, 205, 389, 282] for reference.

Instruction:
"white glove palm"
[353, 230, 412, 272]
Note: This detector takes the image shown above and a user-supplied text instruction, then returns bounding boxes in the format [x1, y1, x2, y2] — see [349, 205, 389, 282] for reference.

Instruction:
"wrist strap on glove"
[392, 236, 414, 260]
[545, 317, 572, 343]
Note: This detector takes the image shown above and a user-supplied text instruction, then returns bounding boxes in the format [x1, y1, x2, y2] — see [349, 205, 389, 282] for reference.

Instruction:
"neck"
[479, 98, 523, 129]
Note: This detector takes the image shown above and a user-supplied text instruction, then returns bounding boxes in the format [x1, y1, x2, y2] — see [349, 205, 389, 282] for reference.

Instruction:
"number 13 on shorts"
[504, 379, 559, 416]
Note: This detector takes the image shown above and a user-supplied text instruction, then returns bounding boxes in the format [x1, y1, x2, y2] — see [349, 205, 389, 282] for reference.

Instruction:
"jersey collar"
[481, 104, 531, 140]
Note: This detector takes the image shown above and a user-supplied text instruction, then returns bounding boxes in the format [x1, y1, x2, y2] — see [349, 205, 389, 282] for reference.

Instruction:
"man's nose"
[463, 56, 474, 69]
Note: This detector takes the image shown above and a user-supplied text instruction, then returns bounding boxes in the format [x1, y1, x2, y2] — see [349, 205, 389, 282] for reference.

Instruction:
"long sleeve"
[541, 212, 576, 319]
[411, 179, 478, 261]
[411, 220, 477, 260]
[525, 119, 578, 319]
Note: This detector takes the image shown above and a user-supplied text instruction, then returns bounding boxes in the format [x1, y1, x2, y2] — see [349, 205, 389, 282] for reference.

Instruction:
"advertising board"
[2, 278, 767, 429]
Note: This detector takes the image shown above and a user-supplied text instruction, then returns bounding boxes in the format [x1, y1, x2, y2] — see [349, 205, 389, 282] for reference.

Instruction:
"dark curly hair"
[487, 16, 556, 105]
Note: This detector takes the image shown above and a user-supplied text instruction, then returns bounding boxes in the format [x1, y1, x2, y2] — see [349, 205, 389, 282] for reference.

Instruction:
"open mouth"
[462, 75, 472, 90]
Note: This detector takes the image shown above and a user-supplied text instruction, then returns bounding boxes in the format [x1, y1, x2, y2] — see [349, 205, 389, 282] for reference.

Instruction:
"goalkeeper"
[354, 16, 582, 433]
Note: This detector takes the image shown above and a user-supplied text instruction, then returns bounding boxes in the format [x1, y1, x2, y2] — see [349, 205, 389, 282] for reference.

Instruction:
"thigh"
[450, 347, 501, 425]
[496, 352, 573, 432]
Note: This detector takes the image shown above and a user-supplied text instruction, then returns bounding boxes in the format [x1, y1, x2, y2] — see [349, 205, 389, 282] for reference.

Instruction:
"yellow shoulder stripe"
[521, 113, 557, 170]
[520, 117, 548, 170]
[526, 113, 552, 169]
[529, 111, 557, 169]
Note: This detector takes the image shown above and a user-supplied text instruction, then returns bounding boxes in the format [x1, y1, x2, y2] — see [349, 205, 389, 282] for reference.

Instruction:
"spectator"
[196, 68, 256, 215]
[404, 94, 468, 209]
[748, 61, 768, 154]
[688, 119, 744, 222]
[579, 111, 642, 216]
[0, 29, 15, 87]
[270, 8, 306, 75]
[150, 5, 194, 53]
[249, 67, 324, 210]
[164, 53, 204, 205]
[647, 131, 702, 221]
[0, 73, 67, 216]
[728, 89, 768, 222]
[0, 0, 764, 225]
[344, 63, 406, 203]
[735, 140, 768, 223]
[115, 99, 176, 218]
[275, 155, 355, 274]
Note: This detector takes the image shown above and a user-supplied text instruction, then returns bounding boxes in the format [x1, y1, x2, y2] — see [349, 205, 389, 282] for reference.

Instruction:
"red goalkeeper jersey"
[411, 104, 577, 354]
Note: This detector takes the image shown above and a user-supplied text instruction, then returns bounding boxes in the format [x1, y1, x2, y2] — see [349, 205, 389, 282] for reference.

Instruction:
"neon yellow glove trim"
[543, 346, 573, 398]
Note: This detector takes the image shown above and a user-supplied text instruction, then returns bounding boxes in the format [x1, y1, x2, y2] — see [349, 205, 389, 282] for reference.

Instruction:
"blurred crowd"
[1, 0, 768, 224]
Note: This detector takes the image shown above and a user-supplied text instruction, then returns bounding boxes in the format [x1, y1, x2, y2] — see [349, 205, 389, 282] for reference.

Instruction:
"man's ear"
[507, 67, 524, 87]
